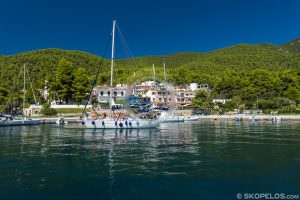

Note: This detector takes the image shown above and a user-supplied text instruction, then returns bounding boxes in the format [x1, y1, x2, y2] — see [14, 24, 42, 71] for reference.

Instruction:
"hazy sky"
[1, 0, 299, 57]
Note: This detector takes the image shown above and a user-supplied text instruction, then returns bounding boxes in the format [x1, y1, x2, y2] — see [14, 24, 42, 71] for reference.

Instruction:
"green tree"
[192, 91, 211, 110]
[72, 67, 91, 103]
[0, 85, 9, 105]
[55, 59, 74, 103]
[283, 86, 300, 105]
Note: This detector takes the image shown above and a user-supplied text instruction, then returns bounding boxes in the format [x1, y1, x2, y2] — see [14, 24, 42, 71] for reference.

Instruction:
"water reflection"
[1, 121, 300, 200]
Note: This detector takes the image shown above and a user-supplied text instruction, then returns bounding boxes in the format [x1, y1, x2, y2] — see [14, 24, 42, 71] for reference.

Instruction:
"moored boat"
[0, 115, 41, 126]
[0, 64, 41, 126]
[82, 117, 158, 129]
[80, 20, 158, 129]
[183, 115, 200, 121]
[158, 111, 184, 123]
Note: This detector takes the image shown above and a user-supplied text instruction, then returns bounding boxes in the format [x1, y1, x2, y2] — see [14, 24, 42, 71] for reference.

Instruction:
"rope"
[82, 34, 112, 115]
[25, 66, 38, 105]
[115, 23, 139, 68]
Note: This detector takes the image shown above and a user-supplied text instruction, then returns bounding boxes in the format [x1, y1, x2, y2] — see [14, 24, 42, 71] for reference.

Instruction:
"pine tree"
[55, 58, 74, 103]
[72, 67, 91, 103]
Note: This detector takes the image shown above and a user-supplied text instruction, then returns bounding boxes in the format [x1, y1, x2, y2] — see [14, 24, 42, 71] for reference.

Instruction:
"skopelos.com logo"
[236, 193, 299, 199]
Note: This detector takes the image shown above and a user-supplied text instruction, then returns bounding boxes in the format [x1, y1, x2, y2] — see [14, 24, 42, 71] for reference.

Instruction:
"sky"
[0, 0, 300, 57]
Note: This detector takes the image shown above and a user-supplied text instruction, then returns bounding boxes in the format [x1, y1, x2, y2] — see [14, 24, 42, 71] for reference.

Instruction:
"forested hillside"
[0, 39, 300, 111]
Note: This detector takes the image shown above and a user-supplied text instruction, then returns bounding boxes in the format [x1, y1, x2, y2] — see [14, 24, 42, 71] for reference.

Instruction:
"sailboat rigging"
[81, 20, 158, 129]
[0, 64, 41, 126]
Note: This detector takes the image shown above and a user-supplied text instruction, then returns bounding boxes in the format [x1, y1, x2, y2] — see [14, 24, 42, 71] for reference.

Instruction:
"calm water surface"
[0, 121, 300, 199]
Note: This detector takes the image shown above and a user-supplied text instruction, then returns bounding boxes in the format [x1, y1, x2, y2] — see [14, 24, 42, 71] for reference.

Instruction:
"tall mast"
[163, 63, 166, 82]
[23, 63, 26, 116]
[109, 20, 116, 108]
[152, 64, 156, 82]
[110, 20, 116, 88]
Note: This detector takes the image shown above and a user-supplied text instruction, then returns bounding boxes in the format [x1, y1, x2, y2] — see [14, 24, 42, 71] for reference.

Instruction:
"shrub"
[41, 104, 57, 116]
[258, 99, 279, 109]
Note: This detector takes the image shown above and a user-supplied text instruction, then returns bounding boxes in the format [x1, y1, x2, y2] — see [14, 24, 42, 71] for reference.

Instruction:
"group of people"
[90, 110, 129, 120]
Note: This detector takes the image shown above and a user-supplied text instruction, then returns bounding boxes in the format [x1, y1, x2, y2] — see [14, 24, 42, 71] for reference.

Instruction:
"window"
[108, 91, 110, 96]
[121, 91, 124, 96]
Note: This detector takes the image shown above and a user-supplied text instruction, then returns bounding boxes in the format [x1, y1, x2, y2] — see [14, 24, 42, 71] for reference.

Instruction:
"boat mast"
[109, 20, 116, 108]
[163, 63, 166, 82]
[110, 20, 116, 90]
[23, 63, 26, 116]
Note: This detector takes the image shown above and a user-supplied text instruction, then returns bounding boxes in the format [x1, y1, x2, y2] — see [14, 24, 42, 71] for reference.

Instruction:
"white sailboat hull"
[158, 112, 185, 123]
[159, 116, 184, 123]
[183, 115, 199, 121]
[82, 118, 159, 129]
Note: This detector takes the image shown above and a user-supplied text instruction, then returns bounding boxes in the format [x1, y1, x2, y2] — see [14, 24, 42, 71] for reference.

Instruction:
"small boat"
[271, 116, 281, 123]
[183, 115, 199, 121]
[250, 115, 258, 122]
[158, 111, 184, 123]
[232, 114, 243, 121]
[56, 118, 68, 125]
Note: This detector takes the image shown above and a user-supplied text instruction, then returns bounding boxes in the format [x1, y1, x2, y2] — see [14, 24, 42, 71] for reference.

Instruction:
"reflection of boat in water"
[81, 127, 157, 145]
[81, 20, 157, 129]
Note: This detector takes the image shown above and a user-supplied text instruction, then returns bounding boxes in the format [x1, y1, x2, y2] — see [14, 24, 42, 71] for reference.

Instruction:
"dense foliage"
[40, 103, 57, 116]
[0, 38, 300, 112]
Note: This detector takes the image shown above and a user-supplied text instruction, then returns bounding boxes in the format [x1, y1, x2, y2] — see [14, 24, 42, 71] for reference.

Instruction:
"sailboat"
[0, 64, 41, 126]
[81, 20, 159, 129]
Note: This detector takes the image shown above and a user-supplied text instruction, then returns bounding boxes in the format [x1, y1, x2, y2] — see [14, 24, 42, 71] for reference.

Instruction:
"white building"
[93, 82, 210, 107]
[188, 83, 211, 92]
[212, 99, 231, 104]
[93, 84, 127, 103]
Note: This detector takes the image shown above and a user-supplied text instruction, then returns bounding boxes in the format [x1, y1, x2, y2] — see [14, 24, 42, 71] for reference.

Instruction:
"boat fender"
[125, 120, 128, 126]
[102, 121, 105, 126]
[137, 121, 139, 126]
[81, 121, 85, 125]
[115, 121, 117, 126]
[92, 121, 95, 125]
[119, 122, 123, 127]
[129, 121, 132, 126]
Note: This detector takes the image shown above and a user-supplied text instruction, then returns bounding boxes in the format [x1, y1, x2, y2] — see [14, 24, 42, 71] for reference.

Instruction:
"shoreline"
[38, 114, 300, 124]
[197, 114, 300, 121]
